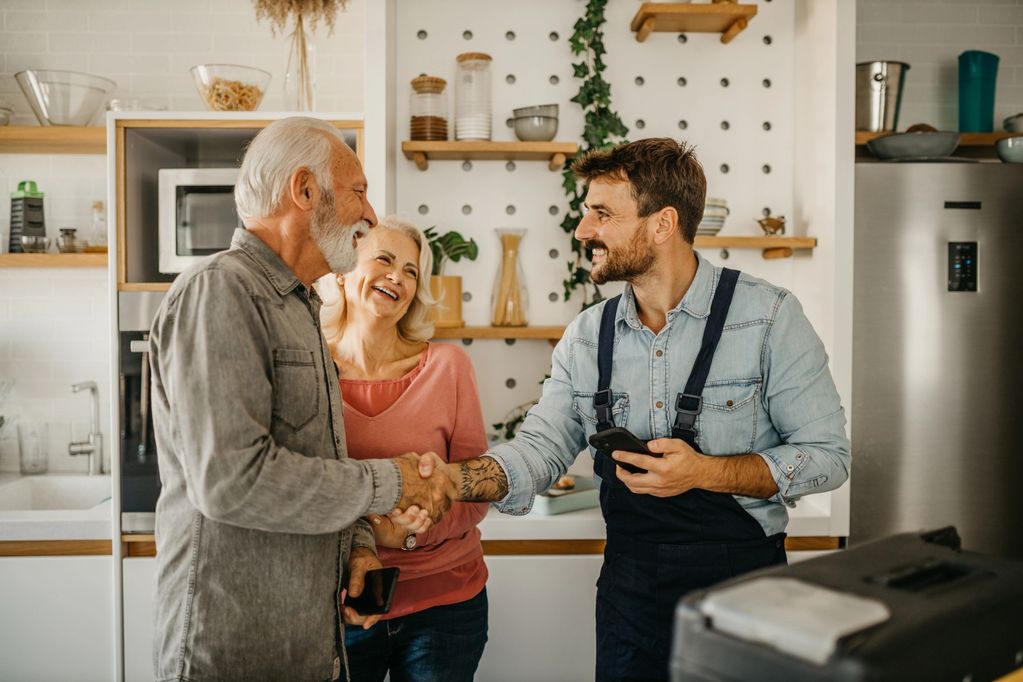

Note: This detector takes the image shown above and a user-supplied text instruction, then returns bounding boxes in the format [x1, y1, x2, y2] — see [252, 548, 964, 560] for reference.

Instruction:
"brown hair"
[571, 138, 707, 243]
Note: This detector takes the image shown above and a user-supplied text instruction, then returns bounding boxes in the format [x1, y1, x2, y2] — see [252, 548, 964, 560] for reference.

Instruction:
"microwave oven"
[158, 168, 240, 274]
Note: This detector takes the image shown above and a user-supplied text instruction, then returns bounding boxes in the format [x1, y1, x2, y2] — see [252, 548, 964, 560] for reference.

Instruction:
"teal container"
[958, 50, 999, 132]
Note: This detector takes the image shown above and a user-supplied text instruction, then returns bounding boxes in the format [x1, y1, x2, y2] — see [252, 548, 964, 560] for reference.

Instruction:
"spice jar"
[491, 228, 528, 327]
[454, 52, 492, 141]
[410, 75, 448, 141]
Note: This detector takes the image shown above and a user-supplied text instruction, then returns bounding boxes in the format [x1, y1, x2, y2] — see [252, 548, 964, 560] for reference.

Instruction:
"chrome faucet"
[70, 381, 103, 475]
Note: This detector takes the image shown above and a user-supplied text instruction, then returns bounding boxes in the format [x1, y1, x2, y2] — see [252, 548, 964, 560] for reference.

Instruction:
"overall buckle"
[672, 393, 703, 441]
[593, 388, 614, 428]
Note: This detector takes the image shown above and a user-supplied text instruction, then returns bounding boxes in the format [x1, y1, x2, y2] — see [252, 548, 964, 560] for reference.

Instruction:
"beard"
[308, 189, 368, 274]
[588, 223, 655, 285]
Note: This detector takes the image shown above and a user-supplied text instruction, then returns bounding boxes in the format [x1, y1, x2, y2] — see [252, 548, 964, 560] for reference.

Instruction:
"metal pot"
[856, 61, 910, 132]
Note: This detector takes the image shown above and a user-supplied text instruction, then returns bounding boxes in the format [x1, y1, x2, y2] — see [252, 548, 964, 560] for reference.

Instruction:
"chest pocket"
[272, 348, 320, 431]
[696, 381, 759, 454]
[572, 391, 630, 430]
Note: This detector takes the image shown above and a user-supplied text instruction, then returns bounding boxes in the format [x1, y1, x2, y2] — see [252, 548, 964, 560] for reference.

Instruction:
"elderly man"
[417, 138, 851, 681]
[149, 117, 451, 682]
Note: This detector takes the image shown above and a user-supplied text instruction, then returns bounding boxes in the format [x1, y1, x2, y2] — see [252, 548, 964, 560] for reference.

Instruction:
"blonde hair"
[317, 216, 437, 351]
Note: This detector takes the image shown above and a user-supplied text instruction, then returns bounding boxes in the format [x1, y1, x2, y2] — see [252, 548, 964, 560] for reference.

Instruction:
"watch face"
[402, 534, 417, 551]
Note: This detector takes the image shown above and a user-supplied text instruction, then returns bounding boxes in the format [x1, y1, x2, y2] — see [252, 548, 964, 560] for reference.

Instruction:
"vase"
[285, 18, 316, 111]
[491, 228, 528, 327]
[429, 275, 464, 328]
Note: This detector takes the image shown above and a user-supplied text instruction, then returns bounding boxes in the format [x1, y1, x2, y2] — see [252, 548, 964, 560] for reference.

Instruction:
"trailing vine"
[560, 0, 629, 309]
[491, 1, 629, 442]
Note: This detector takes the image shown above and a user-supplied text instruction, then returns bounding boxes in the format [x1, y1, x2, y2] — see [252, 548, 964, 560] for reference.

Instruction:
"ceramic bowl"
[1003, 114, 1023, 133]
[513, 115, 558, 142]
[513, 104, 558, 118]
[866, 131, 960, 160]
[995, 136, 1023, 163]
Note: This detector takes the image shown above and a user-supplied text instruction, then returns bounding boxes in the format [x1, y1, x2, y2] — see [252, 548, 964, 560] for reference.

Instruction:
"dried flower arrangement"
[252, 0, 349, 110]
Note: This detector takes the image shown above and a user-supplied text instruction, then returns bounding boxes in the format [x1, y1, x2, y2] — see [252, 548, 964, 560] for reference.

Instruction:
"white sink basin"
[0, 475, 111, 511]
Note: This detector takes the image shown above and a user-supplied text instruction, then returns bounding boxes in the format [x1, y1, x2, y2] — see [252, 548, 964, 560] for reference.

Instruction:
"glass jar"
[454, 52, 492, 141]
[56, 227, 80, 253]
[491, 228, 528, 327]
[409, 75, 448, 141]
[86, 200, 108, 252]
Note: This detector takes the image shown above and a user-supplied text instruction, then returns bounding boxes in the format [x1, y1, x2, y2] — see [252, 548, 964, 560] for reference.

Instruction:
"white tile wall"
[857, 0, 1023, 131]
[0, 0, 366, 472]
[0, 0, 365, 122]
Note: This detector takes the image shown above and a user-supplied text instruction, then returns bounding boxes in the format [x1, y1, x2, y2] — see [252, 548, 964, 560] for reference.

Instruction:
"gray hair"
[235, 117, 349, 221]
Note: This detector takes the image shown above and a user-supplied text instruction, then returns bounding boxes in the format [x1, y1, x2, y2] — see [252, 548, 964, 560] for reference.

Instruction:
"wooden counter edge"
[115, 535, 841, 558]
[0, 540, 113, 557]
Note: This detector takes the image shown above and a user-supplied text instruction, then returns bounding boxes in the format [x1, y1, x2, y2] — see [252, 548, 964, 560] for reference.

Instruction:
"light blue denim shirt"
[488, 254, 850, 538]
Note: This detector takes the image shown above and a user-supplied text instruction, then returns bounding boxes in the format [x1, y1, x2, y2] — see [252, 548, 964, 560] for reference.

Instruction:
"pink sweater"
[340, 343, 489, 619]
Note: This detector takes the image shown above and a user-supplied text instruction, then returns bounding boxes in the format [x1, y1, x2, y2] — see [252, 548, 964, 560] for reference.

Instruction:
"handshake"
[388, 452, 458, 533]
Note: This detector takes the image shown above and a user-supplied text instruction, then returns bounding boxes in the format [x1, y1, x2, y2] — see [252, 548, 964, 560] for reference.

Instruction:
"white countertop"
[479, 495, 834, 541]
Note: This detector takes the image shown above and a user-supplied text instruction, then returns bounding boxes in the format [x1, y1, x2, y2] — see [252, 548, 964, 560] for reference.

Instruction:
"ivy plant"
[560, 0, 629, 309]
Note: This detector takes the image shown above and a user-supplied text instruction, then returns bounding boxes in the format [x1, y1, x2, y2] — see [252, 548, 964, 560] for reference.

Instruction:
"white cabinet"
[0, 556, 114, 682]
[477, 554, 603, 682]
[122, 557, 157, 682]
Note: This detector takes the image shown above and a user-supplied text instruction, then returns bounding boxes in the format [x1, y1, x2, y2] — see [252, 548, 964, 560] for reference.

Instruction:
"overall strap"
[594, 295, 622, 431]
[673, 268, 741, 442]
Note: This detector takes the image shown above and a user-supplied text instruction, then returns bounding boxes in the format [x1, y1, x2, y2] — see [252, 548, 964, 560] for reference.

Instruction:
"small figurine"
[757, 215, 786, 236]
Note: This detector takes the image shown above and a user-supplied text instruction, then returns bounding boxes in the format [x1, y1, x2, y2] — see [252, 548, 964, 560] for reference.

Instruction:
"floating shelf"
[0, 252, 107, 268]
[0, 126, 105, 154]
[695, 235, 816, 259]
[631, 3, 758, 43]
[401, 140, 579, 171]
[855, 131, 1020, 146]
[432, 326, 565, 341]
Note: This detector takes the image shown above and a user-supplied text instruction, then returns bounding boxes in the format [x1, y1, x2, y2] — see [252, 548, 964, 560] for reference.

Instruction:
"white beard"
[309, 192, 367, 274]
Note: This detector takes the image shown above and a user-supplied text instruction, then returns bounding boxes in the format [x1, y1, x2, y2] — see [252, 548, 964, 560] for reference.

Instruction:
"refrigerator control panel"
[948, 242, 977, 292]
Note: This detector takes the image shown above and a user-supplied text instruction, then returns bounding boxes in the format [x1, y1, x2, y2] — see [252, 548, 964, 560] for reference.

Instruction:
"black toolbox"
[671, 528, 1023, 682]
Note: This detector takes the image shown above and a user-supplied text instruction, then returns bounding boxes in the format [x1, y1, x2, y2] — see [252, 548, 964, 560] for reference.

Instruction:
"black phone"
[344, 566, 400, 615]
[588, 427, 659, 474]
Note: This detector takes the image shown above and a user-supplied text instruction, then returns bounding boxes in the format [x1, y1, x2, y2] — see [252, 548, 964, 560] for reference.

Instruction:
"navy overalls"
[591, 269, 787, 682]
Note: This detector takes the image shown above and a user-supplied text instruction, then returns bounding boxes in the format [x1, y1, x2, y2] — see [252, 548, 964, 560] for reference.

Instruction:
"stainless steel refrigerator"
[852, 162, 1023, 559]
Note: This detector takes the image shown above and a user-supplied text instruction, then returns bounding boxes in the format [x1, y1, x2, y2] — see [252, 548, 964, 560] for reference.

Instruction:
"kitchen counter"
[0, 474, 113, 542]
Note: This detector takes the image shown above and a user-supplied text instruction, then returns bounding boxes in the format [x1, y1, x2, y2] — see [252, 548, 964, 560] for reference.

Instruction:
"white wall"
[857, 0, 1023, 131]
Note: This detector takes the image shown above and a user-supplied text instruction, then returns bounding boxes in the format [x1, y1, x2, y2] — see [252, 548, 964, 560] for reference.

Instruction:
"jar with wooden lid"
[410, 75, 448, 141]
[454, 52, 492, 141]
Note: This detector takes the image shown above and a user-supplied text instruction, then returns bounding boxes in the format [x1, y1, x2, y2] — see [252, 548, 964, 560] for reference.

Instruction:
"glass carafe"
[491, 228, 528, 327]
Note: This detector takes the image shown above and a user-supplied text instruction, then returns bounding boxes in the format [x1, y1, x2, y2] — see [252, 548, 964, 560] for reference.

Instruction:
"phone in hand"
[588, 427, 660, 474]
[343, 566, 400, 615]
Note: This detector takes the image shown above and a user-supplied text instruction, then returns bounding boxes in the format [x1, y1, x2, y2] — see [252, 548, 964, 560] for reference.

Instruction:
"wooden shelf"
[0, 252, 107, 268]
[631, 3, 758, 43]
[694, 235, 817, 259]
[0, 125, 105, 154]
[402, 140, 579, 171]
[432, 325, 565, 341]
[855, 131, 1020, 146]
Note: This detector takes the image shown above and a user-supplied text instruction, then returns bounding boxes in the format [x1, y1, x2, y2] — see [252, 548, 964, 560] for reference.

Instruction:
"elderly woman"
[317, 216, 489, 682]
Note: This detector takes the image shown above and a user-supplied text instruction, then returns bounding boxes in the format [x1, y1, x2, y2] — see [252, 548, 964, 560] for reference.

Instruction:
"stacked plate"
[455, 114, 491, 140]
[697, 198, 729, 236]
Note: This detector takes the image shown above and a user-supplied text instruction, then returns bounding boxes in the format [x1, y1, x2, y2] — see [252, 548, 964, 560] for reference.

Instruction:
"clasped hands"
[373, 452, 456, 538]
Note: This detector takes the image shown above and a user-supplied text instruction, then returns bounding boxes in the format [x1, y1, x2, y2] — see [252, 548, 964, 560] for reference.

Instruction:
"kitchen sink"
[0, 475, 111, 511]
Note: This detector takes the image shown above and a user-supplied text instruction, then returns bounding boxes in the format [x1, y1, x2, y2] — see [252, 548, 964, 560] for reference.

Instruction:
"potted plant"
[424, 227, 478, 328]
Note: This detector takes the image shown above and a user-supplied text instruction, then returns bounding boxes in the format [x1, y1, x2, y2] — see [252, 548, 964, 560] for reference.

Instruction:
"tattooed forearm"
[455, 456, 510, 502]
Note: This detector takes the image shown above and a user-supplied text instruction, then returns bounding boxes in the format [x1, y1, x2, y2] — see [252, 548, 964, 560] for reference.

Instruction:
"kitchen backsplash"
[0, 0, 365, 124]
[857, 0, 1023, 131]
[0, 265, 110, 473]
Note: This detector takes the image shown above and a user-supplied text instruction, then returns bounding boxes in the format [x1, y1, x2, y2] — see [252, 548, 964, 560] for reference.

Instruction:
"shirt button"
[656, 401, 664, 409]
[656, 350, 663, 357]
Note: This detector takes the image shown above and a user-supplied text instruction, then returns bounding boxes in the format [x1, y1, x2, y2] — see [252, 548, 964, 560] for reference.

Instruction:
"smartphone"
[343, 566, 400, 615]
[588, 427, 659, 474]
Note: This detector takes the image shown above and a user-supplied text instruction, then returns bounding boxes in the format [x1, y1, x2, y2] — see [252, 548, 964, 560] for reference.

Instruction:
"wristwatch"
[400, 533, 417, 551]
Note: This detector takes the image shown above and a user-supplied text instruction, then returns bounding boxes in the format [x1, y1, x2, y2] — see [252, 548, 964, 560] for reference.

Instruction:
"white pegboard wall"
[391, 1, 807, 428]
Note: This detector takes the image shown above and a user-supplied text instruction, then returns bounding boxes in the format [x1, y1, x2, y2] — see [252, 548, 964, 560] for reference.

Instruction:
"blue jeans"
[343, 587, 488, 682]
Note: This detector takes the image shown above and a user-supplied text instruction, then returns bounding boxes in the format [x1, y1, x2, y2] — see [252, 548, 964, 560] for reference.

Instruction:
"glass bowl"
[191, 64, 270, 112]
[15, 70, 116, 126]
[20, 236, 51, 253]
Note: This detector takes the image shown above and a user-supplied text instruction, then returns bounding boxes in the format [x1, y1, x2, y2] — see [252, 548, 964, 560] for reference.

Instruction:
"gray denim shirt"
[149, 229, 401, 682]
[488, 254, 851, 536]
